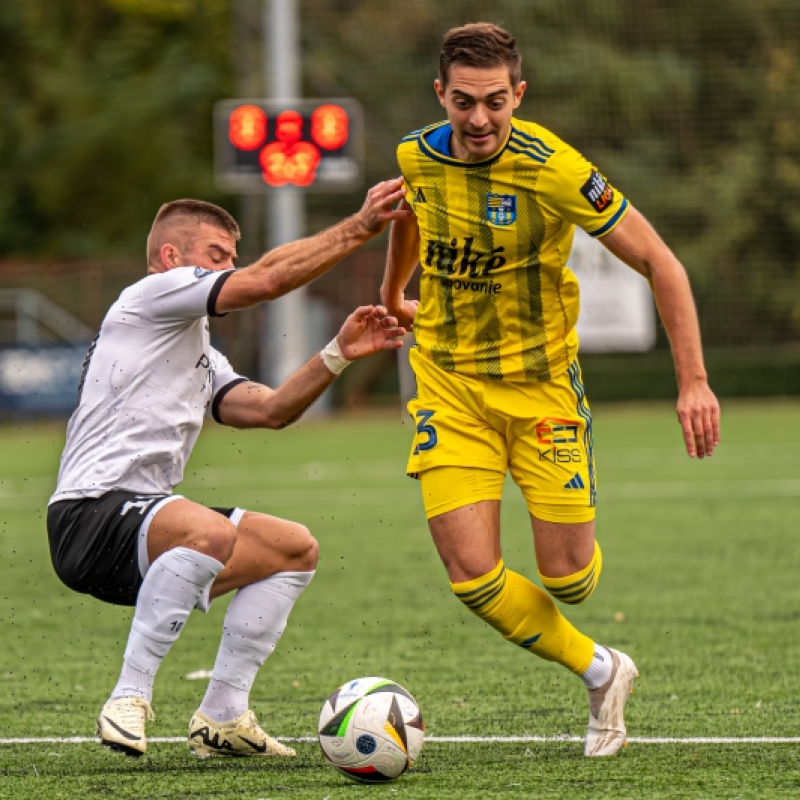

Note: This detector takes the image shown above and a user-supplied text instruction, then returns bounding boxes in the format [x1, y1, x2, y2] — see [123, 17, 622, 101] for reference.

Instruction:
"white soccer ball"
[318, 676, 425, 783]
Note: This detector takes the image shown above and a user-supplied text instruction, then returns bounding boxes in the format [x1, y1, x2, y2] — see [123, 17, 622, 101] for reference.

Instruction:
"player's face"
[177, 223, 238, 272]
[435, 65, 526, 162]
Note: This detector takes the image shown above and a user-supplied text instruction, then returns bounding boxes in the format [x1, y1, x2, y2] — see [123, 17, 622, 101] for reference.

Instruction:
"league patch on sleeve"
[580, 170, 614, 213]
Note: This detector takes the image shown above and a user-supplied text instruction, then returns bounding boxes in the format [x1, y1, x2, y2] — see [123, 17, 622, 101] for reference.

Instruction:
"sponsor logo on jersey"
[194, 267, 215, 278]
[432, 276, 503, 294]
[580, 170, 614, 212]
[486, 193, 516, 226]
[535, 418, 580, 444]
[424, 236, 506, 277]
[195, 353, 216, 396]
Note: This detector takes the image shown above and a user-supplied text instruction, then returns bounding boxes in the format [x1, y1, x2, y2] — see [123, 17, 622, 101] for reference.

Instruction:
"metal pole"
[260, 0, 308, 388]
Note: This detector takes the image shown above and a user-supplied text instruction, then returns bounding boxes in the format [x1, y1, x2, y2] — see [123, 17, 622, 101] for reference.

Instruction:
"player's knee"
[198, 516, 238, 564]
[539, 541, 603, 605]
[290, 524, 319, 572]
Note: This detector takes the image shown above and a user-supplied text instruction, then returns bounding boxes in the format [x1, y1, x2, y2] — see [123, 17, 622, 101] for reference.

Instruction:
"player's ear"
[513, 80, 527, 109]
[434, 78, 446, 107]
[160, 243, 182, 270]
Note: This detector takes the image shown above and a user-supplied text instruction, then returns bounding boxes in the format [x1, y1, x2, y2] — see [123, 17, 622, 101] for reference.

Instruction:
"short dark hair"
[152, 199, 240, 239]
[147, 199, 240, 267]
[439, 22, 522, 88]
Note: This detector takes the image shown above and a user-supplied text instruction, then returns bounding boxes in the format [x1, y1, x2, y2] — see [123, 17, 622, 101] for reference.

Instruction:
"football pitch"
[1, 398, 799, 799]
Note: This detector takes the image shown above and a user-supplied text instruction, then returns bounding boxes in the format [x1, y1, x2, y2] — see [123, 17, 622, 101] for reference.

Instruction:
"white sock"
[111, 547, 224, 702]
[198, 678, 249, 723]
[198, 570, 314, 722]
[581, 644, 614, 690]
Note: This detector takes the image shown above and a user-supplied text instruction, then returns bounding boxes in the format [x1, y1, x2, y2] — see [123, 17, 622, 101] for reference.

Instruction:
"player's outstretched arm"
[216, 306, 405, 429]
[600, 206, 720, 458]
[380, 199, 421, 331]
[216, 178, 414, 314]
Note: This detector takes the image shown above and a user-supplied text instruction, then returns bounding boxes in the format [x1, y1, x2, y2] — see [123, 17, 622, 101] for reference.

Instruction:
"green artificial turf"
[1, 399, 799, 798]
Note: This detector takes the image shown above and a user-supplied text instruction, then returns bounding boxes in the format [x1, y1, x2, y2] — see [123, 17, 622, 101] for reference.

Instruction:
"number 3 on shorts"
[413, 410, 438, 454]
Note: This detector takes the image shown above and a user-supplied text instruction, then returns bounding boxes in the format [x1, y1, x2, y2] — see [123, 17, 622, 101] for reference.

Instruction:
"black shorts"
[47, 491, 236, 607]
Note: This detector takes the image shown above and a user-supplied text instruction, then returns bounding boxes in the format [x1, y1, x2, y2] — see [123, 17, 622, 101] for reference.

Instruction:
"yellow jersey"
[398, 118, 629, 382]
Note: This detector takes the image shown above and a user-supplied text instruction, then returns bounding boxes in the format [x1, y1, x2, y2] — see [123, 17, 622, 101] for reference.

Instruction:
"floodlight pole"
[260, 0, 308, 388]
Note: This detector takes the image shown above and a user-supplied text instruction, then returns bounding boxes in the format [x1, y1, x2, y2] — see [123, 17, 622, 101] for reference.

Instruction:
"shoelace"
[111, 698, 155, 729]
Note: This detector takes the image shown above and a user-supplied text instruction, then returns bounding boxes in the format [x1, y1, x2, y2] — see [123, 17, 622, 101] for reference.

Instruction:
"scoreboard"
[214, 98, 364, 192]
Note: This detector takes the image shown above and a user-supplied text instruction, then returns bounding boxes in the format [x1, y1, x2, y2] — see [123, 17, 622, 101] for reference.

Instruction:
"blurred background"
[1, 0, 799, 417]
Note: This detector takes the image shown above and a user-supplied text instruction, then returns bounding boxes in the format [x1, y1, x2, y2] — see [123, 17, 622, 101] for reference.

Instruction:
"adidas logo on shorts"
[564, 473, 585, 490]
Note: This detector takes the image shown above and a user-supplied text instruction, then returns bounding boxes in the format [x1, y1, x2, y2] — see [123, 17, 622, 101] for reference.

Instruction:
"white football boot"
[188, 709, 296, 758]
[584, 648, 639, 756]
[97, 696, 154, 757]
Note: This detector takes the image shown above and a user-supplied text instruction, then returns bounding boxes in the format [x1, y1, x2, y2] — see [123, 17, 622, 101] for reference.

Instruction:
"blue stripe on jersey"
[401, 122, 440, 143]
[509, 131, 555, 160]
[510, 128, 556, 154]
[588, 198, 629, 237]
[506, 144, 549, 164]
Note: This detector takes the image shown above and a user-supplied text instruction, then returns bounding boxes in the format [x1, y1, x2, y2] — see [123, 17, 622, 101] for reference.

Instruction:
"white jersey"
[50, 267, 246, 503]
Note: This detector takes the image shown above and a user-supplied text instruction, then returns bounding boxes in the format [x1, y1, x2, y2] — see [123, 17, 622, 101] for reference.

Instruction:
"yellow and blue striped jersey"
[398, 118, 629, 382]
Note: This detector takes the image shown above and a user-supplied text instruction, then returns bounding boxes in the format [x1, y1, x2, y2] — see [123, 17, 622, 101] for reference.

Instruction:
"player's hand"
[355, 178, 415, 236]
[385, 296, 418, 332]
[336, 305, 406, 361]
[676, 381, 720, 458]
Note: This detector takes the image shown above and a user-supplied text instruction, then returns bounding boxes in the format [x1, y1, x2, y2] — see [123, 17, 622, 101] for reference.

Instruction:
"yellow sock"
[539, 542, 603, 605]
[450, 560, 594, 675]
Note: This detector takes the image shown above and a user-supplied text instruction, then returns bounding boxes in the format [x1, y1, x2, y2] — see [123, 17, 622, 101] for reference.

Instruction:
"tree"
[0, 0, 232, 257]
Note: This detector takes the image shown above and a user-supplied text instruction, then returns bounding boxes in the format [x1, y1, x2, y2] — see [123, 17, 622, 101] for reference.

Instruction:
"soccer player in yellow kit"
[381, 22, 721, 756]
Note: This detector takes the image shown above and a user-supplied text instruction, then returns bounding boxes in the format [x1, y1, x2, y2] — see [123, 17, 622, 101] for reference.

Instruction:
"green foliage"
[0, 0, 233, 257]
[1, 400, 800, 797]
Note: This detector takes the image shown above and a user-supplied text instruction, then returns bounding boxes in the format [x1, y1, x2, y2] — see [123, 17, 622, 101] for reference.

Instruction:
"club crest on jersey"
[194, 267, 214, 278]
[486, 193, 516, 226]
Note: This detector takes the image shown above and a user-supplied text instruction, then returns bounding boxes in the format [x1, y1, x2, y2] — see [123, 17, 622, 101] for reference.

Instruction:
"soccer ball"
[318, 676, 425, 783]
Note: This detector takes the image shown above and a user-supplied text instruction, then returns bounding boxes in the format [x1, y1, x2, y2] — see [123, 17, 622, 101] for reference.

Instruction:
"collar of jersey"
[418, 121, 512, 167]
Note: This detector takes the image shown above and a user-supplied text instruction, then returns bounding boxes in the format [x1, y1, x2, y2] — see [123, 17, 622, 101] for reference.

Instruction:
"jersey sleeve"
[397, 143, 416, 206]
[140, 268, 235, 324]
[537, 145, 629, 238]
[208, 345, 248, 423]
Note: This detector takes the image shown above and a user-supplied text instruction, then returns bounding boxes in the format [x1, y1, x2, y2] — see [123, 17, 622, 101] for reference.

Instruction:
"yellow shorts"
[406, 348, 596, 523]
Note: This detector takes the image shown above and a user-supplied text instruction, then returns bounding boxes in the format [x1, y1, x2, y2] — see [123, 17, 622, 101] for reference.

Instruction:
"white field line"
[2, 735, 800, 746]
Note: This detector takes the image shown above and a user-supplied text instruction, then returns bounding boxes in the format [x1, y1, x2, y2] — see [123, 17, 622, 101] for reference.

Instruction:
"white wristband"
[320, 337, 352, 375]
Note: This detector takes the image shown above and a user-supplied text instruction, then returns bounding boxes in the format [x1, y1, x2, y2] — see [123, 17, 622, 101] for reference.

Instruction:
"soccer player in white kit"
[47, 179, 412, 758]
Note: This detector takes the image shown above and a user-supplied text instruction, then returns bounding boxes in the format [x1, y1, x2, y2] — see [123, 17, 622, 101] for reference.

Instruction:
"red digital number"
[229, 104, 267, 150]
[259, 141, 321, 187]
[311, 104, 349, 150]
